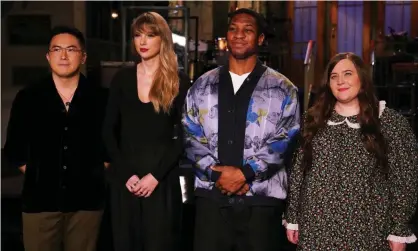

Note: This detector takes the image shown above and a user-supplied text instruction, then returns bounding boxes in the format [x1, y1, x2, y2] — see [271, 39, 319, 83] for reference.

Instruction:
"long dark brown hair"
[301, 52, 388, 176]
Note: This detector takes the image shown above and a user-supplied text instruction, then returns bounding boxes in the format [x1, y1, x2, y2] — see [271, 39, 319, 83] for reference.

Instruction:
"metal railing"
[372, 40, 418, 133]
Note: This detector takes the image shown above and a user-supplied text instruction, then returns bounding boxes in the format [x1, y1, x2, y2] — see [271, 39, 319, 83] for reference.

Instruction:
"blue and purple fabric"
[181, 66, 300, 200]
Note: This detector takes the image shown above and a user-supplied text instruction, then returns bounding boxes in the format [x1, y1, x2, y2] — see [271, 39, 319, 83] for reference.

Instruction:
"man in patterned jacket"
[182, 8, 300, 251]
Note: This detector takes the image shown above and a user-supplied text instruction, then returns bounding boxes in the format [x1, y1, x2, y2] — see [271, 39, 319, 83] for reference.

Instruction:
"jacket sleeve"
[242, 88, 301, 182]
[4, 90, 30, 169]
[181, 78, 220, 182]
[98, 88, 112, 163]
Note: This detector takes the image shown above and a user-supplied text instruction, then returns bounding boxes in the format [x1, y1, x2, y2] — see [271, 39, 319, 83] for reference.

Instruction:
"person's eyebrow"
[50, 45, 78, 48]
[230, 22, 255, 26]
[330, 69, 352, 75]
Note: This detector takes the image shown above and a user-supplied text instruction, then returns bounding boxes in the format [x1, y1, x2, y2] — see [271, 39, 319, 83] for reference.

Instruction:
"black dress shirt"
[4, 74, 109, 213]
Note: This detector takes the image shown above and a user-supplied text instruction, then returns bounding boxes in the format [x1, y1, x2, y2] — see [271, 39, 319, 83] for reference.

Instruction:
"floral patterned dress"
[285, 102, 418, 250]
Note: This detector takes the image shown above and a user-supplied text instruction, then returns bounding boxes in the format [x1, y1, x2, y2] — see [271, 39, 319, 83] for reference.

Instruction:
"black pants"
[193, 196, 285, 251]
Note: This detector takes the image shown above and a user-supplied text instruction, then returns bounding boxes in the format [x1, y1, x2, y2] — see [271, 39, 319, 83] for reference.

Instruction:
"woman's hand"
[389, 241, 406, 251]
[286, 229, 299, 244]
[126, 175, 140, 192]
[132, 173, 159, 197]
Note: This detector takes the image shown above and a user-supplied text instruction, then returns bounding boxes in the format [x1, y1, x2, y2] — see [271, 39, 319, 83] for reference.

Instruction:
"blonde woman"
[103, 12, 189, 251]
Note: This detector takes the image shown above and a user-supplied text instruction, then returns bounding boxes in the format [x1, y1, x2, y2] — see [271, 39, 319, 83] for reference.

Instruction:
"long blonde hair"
[131, 12, 179, 113]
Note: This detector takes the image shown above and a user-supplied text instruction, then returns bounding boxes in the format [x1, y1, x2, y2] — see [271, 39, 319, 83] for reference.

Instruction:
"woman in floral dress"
[284, 52, 417, 250]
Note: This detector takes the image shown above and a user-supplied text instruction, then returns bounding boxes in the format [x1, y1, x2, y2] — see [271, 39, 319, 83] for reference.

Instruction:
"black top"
[4, 74, 109, 213]
[216, 60, 267, 182]
[103, 66, 190, 185]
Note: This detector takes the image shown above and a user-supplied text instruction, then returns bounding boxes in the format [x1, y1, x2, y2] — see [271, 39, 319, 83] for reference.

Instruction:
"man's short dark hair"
[49, 26, 86, 50]
[228, 8, 266, 36]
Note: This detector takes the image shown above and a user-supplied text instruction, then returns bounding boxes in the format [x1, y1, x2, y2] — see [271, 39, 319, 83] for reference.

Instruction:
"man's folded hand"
[211, 166, 247, 195]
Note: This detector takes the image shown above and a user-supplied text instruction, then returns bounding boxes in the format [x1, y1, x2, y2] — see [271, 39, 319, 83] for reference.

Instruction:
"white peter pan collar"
[327, 101, 386, 129]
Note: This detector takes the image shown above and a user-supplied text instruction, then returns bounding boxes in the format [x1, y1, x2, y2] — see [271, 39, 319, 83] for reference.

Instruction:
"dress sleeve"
[283, 111, 308, 231]
[102, 70, 133, 184]
[385, 110, 418, 243]
[151, 72, 191, 181]
[283, 144, 304, 231]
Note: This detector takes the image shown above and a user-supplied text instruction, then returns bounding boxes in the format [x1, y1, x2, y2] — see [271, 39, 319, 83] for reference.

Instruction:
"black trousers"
[193, 196, 285, 251]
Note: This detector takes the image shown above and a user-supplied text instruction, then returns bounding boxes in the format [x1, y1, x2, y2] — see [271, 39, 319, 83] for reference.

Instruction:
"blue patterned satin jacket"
[182, 62, 300, 200]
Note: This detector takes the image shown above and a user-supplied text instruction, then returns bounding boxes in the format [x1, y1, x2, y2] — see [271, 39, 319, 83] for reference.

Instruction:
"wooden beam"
[287, 1, 294, 58]
[315, 1, 326, 89]
[376, 1, 385, 38]
[329, 1, 338, 59]
[287, 1, 294, 23]
[411, 1, 418, 38]
[285, 0, 294, 80]
[362, 1, 371, 64]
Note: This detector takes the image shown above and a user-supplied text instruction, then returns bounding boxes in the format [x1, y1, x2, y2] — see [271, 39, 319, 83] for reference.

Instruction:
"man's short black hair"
[48, 26, 86, 50]
[228, 8, 266, 36]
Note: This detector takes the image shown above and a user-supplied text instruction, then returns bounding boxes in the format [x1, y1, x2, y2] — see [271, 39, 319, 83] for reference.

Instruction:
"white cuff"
[387, 234, 417, 243]
[282, 219, 299, 231]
